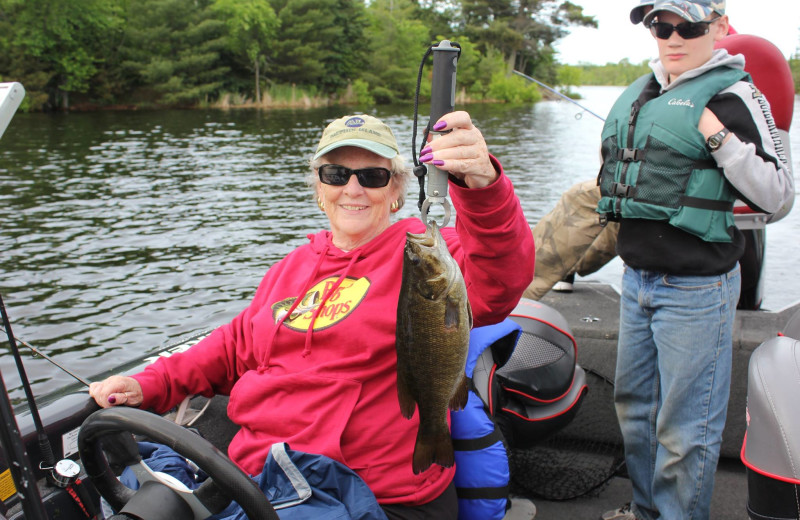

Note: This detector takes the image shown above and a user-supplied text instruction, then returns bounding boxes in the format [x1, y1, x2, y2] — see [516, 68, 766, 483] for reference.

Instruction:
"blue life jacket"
[451, 319, 521, 520]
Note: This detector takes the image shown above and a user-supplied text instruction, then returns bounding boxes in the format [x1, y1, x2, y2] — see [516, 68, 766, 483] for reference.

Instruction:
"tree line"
[0, 0, 600, 111]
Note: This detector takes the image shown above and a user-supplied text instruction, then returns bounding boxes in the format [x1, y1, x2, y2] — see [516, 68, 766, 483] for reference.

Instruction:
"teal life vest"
[596, 67, 750, 242]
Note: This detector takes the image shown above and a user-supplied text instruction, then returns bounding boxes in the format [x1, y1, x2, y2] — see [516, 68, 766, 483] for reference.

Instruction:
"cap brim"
[313, 139, 398, 160]
[643, 5, 712, 25]
[630, 5, 651, 24]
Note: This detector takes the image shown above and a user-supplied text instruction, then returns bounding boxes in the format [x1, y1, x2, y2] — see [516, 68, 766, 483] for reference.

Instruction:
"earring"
[390, 200, 400, 213]
[317, 196, 325, 211]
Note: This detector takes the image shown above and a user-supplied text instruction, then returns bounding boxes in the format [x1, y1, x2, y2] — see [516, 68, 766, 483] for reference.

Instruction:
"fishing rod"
[0, 325, 91, 387]
[0, 293, 49, 520]
[1, 295, 102, 519]
[512, 70, 607, 122]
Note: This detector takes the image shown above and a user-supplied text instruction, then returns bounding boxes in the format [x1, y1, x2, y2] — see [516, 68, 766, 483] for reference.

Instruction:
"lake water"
[1, 86, 798, 404]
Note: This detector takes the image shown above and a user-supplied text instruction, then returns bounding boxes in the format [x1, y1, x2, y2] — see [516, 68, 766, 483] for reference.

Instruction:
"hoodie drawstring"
[302, 253, 359, 357]
[259, 244, 361, 366]
[259, 244, 330, 368]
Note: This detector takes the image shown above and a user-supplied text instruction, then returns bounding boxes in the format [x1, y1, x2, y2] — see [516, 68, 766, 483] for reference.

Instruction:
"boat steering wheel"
[78, 406, 278, 520]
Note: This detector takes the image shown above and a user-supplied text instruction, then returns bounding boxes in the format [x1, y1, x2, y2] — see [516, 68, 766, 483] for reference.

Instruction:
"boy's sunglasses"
[317, 164, 392, 188]
[647, 17, 719, 40]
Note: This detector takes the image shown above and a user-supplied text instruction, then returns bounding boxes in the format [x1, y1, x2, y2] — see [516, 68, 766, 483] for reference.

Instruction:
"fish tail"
[448, 373, 469, 411]
[412, 429, 454, 474]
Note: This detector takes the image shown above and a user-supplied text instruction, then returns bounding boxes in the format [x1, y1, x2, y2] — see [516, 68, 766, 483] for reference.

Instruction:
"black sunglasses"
[648, 17, 720, 40]
[317, 164, 392, 188]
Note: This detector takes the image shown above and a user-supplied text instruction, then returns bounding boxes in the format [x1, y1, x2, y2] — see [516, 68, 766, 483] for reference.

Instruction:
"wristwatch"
[707, 127, 730, 151]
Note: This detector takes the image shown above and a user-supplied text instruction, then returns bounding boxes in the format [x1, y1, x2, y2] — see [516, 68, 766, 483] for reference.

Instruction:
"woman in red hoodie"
[89, 111, 534, 518]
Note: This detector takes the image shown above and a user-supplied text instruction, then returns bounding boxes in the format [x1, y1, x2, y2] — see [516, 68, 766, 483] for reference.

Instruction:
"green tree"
[6, 0, 123, 109]
[213, 0, 278, 102]
[460, 0, 597, 83]
[118, 0, 230, 105]
[557, 64, 582, 94]
[576, 59, 650, 86]
[363, 0, 432, 103]
[269, 0, 368, 94]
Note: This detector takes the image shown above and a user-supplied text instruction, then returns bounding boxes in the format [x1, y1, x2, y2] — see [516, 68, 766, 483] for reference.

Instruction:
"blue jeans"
[615, 264, 740, 520]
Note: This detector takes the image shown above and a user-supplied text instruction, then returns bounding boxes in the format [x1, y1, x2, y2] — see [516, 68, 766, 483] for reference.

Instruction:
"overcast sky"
[554, 0, 800, 66]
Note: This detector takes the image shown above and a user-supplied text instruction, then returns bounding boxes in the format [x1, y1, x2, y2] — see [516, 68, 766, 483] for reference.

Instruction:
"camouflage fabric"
[644, 0, 725, 24]
[524, 179, 619, 300]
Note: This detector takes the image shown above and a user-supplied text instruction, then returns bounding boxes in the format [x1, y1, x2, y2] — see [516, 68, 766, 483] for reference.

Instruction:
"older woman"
[89, 111, 534, 518]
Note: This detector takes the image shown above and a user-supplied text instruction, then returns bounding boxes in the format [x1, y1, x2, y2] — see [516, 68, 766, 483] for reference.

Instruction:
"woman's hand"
[89, 375, 143, 408]
[419, 111, 498, 189]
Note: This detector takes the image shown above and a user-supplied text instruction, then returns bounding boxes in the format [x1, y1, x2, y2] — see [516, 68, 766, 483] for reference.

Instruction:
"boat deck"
[522, 281, 800, 520]
[531, 458, 747, 519]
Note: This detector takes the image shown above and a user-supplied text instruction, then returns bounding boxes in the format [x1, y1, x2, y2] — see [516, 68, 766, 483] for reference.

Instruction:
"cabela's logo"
[271, 276, 370, 332]
[668, 98, 695, 108]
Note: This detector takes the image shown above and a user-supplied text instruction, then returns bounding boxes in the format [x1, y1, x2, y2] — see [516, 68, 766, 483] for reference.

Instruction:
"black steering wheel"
[78, 406, 278, 520]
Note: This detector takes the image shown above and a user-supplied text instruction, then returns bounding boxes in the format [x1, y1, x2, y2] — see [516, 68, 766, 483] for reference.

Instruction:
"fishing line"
[512, 70, 607, 122]
[0, 325, 91, 387]
[411, 44, 435, 212]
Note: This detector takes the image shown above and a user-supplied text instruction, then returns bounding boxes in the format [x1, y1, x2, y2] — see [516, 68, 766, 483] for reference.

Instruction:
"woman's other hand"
[89, 375, 143, 408]
[419, 111, 498, 189]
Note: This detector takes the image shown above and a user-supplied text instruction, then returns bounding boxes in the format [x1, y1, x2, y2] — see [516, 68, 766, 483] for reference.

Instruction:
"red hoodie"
[133, 170, 534, 505]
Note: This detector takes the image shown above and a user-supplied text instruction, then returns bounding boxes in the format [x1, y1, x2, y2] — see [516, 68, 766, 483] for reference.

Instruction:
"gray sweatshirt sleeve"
[710, 80, 794, 217]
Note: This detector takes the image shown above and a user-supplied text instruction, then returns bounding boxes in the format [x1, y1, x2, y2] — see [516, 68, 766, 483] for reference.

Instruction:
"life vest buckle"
[611, 182, 636, 198]
[617, 147, 645, 163]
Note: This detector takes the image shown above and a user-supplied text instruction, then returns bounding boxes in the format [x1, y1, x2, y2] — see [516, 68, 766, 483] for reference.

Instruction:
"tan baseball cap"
[313, 114, 399, 160]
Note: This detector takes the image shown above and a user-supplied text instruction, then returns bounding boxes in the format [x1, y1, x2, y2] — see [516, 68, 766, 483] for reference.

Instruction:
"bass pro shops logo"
[271, 276, 370, 331]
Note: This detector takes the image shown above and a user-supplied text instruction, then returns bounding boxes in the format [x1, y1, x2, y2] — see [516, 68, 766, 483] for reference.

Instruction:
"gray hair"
[307, 154, 413, 212]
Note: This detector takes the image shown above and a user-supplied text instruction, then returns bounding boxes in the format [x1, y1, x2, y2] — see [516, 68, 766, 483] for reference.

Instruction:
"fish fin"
[449, 373, 469, 411]
[443, 296, 461, 330]
[396, 376, 417, 420]
[412, 430, 454, 475]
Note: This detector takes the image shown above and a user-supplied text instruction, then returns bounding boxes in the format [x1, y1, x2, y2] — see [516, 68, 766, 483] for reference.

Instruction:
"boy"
[598, 1, 794, 519]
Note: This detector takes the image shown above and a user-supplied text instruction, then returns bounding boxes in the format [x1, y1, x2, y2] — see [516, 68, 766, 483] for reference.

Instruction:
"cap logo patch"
[345, 117, 366, 128]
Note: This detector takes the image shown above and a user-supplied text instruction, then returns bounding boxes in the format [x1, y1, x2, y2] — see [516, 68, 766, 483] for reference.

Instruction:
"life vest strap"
[679, 195, 735, 212]
[455, 485, 510, 500]
[452, 423, 504, 452]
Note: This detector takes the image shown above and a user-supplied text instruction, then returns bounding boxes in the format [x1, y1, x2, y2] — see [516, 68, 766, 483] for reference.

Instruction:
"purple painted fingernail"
[420, 146, 432, 155]
[433, 121, 447, 131]
[420, 153, 433, 162]
[433, 160, 445, 167]
[108, 395, 116, 404]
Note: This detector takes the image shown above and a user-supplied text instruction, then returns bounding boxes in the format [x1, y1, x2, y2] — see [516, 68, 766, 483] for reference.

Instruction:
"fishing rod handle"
[427, 40, 460, 203]
[430, 40, 459, 123]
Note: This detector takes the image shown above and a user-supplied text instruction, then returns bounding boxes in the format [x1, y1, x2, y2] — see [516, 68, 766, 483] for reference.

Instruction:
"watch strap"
[707, 127, 730, 151]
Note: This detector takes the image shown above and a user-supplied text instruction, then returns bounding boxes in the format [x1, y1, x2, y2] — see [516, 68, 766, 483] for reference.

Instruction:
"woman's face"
[652, 10, 728, 83]
[316, 146, 399, 251]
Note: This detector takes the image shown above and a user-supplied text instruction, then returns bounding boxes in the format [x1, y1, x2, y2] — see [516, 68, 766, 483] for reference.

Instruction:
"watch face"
[708, 129, 727, 150]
